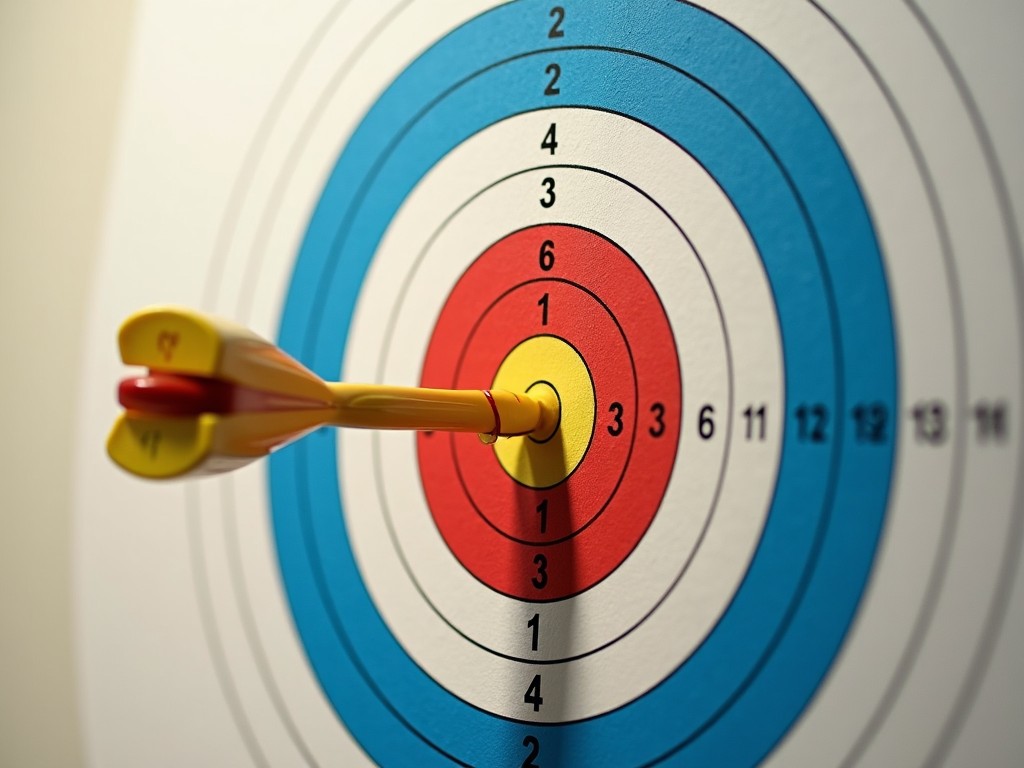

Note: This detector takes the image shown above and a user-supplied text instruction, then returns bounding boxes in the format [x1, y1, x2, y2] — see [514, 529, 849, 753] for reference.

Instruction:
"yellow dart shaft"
[326, 383, 554, 439]
[108, 384, 554, 480]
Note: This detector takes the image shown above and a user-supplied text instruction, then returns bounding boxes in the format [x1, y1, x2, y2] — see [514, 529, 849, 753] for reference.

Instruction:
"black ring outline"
[365, 166, 749, 670]
[789, 3, 1024, 766]
[448, 282, 629, 536]
[194, 2, 481, 765]
[296, 42, 832, 744]
[452, 294, 609, 497]
[908, 5, 1024, 765]
[367, 167, 734, 661]
[190, 0, 387, 764]
[796, 4, 967, 766]
[445, 296, 633, 554]
[525, 379, 562, 444]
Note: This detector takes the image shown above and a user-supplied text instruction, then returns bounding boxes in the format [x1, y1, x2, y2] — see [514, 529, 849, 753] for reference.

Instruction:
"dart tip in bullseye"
[108, 306, 555, 479]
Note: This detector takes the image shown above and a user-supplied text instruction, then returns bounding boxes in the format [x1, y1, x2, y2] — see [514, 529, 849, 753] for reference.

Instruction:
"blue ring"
[272, 1, 897, 765]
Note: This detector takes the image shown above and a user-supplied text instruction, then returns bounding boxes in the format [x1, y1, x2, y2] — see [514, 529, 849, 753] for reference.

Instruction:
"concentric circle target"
[272, 0, 896, 762]
[75, 1, 1024, 766]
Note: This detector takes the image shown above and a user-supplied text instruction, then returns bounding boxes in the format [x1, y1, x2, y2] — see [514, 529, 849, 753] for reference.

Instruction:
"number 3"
[532, 554, 548, 589]
[540, 176, 556, 208]
[608, 402, 624, 436]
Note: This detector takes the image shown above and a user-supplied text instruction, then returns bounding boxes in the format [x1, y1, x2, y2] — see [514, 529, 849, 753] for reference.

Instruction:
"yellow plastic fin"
[117, 306, 333, 405]
[107, 408, 333, 479]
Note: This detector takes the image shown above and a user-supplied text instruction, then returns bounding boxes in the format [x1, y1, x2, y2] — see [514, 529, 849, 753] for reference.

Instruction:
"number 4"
[541, 123, 557, 154]
[524, 674, 544, 711]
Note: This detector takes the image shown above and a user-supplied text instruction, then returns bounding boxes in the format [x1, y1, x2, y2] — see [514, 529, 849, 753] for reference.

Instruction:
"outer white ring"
[193, 2, 514, 762]
[339, 108, 784, 720]
[684, 2, 1024, 765]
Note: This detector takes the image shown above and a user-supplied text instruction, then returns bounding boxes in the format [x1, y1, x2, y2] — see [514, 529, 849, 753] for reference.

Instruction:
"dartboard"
[75, 1, 1024, 766]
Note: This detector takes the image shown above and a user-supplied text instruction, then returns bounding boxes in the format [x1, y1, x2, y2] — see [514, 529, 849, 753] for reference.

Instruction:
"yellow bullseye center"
[492, 335, 595, 489]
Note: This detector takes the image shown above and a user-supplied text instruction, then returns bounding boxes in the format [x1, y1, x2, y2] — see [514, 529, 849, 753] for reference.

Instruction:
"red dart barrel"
[118, 373, 236, 416]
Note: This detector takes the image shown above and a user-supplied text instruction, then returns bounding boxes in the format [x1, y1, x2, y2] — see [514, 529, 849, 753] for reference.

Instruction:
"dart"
[107, 306, 557, 479]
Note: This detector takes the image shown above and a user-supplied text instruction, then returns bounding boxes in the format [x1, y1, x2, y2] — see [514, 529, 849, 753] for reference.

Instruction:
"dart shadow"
[510, 428, 578, 764]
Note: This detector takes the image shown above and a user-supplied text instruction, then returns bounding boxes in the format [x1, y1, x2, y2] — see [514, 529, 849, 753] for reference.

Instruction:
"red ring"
[419, 225, 680, 600]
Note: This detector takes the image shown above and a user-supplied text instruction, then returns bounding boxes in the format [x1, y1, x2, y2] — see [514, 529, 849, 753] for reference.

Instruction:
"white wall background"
[0, 2, 134, 765]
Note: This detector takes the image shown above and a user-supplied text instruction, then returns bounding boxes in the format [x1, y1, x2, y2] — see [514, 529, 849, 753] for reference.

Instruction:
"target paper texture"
[75, 1, 1024, 765]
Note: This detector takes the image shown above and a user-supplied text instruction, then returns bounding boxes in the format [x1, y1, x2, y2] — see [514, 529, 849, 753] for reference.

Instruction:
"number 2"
[795, 403, 828, 443]
[522, 735, 541, 767]
[544, 63, 561, 96]
[548, 6, 565, 38]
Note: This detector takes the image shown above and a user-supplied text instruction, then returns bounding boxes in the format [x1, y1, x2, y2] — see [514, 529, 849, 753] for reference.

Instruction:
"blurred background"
[0, 1, 133, 764]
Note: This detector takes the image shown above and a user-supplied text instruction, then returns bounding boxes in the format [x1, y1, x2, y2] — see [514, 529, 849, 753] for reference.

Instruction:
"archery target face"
[74, 1, 1024, 766]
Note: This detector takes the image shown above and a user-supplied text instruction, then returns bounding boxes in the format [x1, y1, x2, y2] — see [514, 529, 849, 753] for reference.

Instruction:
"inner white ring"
[339, 109, 784, 721]
[380, 169, 709, 653]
